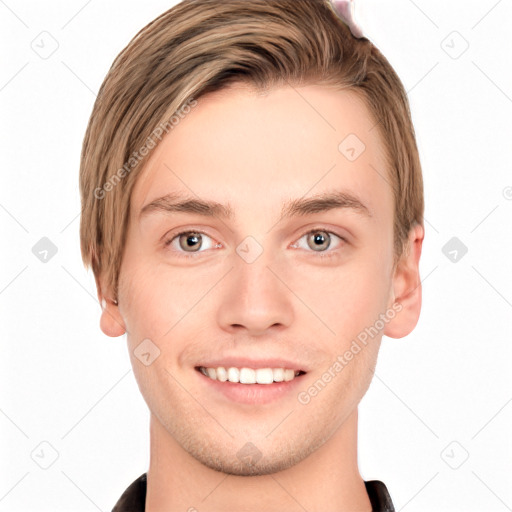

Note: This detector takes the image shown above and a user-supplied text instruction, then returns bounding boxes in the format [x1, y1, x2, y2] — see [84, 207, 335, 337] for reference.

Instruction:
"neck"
[145, 408, 372, 512]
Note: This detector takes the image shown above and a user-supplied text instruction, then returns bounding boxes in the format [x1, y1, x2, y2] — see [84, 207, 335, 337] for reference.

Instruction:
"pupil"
[181, 233, 201, 250]
[311, 231, 329, 250]
[187, 234, 199, 247]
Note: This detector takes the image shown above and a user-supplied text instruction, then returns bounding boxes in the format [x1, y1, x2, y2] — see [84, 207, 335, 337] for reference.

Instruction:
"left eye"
[290, 229, 345, 254]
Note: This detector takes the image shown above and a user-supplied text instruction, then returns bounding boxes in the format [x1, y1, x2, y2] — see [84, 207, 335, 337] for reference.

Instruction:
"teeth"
[273, 368, 284, 382]
[227, 367, 240, 383]
[199, 366, 303, 384]
[284, 369, 295, 382]
[216, 366, 228, 382]
[256, 368, 273, 384]
[240, 367, 256, 384]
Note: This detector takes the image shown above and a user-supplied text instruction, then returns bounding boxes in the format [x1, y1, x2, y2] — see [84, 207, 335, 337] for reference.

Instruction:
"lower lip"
[196, 369, 306, 405]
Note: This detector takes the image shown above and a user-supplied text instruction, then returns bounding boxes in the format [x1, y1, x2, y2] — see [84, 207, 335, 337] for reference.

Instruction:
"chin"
[183, 433, 325, 477]
[195, 452, 301, 476]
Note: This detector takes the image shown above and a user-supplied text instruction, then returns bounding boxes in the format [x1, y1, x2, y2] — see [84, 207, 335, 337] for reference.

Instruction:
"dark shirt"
[112, 472, 395, 511]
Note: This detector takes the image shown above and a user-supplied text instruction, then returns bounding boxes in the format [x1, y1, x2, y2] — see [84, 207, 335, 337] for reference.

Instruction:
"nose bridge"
[216, 239, 294, 334]
[234, 243, 283, 306]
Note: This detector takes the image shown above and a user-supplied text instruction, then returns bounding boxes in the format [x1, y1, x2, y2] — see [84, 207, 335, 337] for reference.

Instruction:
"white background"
[1, 0, 511, 510]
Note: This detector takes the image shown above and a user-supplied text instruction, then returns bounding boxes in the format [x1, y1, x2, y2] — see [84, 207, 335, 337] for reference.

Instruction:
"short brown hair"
[79, 0, 424, 303]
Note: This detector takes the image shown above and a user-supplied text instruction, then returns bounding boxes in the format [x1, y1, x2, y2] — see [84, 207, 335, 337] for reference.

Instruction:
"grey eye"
[166, 231, 218, 254]
[306, 230, 332, 251]
[178, 232, 203, 252]
[290, 229, 344, 254]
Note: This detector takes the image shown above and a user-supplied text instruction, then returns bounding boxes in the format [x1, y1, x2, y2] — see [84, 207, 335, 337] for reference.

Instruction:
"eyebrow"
[139, 190, 373, 221]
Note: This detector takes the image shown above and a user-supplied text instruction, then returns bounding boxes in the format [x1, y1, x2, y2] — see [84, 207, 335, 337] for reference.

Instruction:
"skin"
[97, 83, 424, 511]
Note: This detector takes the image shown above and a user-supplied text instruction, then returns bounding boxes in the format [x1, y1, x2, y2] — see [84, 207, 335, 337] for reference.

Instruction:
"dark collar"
[112, 472, 395, 511]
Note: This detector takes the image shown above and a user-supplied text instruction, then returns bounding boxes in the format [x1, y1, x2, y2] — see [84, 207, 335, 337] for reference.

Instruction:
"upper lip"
[196, 358, 308, 372]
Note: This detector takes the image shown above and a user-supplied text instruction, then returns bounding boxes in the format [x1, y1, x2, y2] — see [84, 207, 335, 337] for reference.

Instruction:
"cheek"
[286, 255, 390, 341]
[119, 255, 221, 343]
[345, 261, 389, 316]
[118, 260, 171, 339]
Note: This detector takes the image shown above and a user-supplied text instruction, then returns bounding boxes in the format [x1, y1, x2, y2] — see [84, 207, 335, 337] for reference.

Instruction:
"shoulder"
[112, 472, 147, 512]
[364, 480, 395, 512]
[110, 473, 394, 512]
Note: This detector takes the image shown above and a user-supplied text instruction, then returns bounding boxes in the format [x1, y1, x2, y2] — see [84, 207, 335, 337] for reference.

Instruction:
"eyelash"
[163, 227, 347, 260]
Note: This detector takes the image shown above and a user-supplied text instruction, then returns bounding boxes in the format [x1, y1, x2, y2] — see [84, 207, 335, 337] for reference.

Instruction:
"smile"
[197, 366, 306, 384]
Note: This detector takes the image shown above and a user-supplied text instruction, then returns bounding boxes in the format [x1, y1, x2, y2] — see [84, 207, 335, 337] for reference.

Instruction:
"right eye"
[163, 229, 222, 259]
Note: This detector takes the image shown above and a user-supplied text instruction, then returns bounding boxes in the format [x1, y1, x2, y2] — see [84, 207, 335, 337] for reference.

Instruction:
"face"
[108, 83, 402, 475]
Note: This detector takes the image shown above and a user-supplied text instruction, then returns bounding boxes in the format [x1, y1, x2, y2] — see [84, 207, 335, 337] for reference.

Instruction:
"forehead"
[131, 83, 393, 227]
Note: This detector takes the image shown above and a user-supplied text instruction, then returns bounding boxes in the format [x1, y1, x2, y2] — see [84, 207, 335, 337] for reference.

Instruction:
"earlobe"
[95, 274, 127, 338]
[99, 296, 126, 337]
[384, 223, 424, 339]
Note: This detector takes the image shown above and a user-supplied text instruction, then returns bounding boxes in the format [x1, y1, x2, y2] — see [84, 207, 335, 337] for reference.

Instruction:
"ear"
[94, 272, 126, 338]
[383, 223, 424, 339]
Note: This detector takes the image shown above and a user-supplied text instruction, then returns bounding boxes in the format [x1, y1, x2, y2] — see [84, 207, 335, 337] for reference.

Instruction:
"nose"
[216, 253, 294, 337]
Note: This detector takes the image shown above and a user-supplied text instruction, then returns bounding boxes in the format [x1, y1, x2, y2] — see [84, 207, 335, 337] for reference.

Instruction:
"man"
[79, 1, 424, 510]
